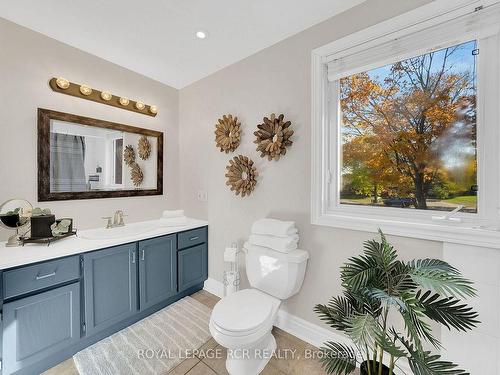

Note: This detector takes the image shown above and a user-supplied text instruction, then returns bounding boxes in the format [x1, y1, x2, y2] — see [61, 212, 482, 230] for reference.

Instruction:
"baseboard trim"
[274, 309, 350, 349]
[203, 277, 224, 298]
[203, 278, 412, 374]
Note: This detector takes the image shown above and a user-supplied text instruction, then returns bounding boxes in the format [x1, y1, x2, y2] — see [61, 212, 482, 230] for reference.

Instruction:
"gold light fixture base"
[49, 78, 158, 117]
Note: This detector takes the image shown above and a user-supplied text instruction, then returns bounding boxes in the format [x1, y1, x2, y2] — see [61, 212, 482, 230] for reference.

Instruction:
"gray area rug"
[74, 296, 212, 375]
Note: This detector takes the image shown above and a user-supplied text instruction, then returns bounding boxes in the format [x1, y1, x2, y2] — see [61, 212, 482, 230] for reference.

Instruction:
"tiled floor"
[44, 290, 348, 375]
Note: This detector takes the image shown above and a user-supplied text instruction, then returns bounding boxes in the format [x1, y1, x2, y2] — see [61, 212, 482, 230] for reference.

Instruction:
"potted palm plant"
[315, 230, 478, 375]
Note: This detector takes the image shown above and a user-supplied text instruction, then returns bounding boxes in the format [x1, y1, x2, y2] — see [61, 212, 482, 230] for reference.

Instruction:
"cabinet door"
[2, 283, 80, 375]
[139, 235, 177, 310]
[83, 243, 137, 336]
[178, 243, 208, 292]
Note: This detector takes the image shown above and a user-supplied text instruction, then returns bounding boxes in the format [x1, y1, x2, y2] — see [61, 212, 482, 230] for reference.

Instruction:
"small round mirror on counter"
[0, 199, 33, 247]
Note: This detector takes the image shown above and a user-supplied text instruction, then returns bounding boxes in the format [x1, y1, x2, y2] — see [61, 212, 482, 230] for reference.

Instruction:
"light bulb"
[55, 77, 70, 89]
[101, 91, 112, 101]
[80, 84, 92, 96]
[119, 97, 129, 106]
[196, 30, 208, 39]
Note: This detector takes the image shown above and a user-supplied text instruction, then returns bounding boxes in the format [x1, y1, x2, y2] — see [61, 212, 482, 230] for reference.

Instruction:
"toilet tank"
[244, 243, 309, 299]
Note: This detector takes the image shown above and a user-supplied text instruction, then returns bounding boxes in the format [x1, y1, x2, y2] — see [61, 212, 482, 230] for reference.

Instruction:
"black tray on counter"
[21, 231, 77, 246]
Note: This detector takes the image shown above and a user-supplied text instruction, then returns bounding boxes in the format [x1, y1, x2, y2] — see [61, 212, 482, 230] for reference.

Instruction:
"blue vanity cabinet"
[138, 235, 177, 310]
[0, 225, 208, 374]
[83, 243, 138, 337]
[2, 283, 80, 375]
[178, 243, 208, 293]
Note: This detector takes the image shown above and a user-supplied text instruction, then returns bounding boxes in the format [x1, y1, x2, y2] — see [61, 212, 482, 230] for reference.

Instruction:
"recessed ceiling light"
[195, 30, 208, 39]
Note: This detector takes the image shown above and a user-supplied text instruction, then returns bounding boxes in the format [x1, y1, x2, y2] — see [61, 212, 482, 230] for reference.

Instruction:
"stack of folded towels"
[247, 218, 299, 253]
[159, 210, 187, 226]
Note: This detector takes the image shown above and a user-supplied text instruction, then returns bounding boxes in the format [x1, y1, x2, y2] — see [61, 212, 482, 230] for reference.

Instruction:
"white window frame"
[311, 0, 500, 247]
[110, 138, 124, 187]
[104, 136, 124, 189]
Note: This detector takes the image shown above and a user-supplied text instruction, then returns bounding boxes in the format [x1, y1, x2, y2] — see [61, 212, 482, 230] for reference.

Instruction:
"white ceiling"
[0, 0, 364, 88]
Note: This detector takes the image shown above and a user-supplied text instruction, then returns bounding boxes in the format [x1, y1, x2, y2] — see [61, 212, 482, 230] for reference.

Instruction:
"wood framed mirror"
[38, 108, 163, 201]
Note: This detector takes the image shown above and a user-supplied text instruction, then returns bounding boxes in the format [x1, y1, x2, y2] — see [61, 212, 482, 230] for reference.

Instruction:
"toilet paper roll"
[224, 247, 238, 262]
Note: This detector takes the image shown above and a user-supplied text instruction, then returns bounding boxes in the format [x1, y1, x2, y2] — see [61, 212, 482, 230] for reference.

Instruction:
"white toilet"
[209, 243, 309, 375]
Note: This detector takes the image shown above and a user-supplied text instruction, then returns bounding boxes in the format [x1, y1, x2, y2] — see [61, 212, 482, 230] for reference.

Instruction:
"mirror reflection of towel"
[50, 133, 87, 192]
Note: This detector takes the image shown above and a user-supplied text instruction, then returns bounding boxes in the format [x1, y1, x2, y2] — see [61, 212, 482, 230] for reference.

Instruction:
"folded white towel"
[159, 216, 187, 227]
[248, 233, 299, 253]
[244, 241, 300, 256]
[162, 210, 184, 219]
[251, 218, 297, 237]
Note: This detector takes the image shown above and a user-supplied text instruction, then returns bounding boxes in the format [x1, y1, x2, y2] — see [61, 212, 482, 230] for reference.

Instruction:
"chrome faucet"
[113, 210, 125, 227]
[102, 210, 126, 229]
[102, 216, 113, 229]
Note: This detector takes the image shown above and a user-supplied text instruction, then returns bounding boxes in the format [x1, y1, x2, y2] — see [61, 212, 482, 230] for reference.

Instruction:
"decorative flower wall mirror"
[37, 108, 163, 201]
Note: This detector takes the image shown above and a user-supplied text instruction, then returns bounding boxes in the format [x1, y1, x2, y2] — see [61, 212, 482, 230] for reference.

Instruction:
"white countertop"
[0, 218, 208, 270]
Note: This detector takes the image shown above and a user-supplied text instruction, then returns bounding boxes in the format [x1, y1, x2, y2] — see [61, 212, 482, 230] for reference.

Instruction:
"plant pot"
[30, 214, 56, 238]
[360, 361, 393, 375]
[0, 213, 19, 228]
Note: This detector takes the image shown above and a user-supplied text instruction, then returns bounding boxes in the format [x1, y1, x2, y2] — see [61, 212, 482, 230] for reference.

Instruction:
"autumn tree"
[340, 45, 476, 209]
[342, 134, 411, 203]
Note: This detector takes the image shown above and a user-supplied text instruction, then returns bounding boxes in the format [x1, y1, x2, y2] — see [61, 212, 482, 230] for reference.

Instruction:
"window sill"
[312, 213, 500, 249]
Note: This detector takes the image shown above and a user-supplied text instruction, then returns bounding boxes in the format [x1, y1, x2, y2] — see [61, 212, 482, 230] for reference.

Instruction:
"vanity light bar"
[49, 77, 158, 117]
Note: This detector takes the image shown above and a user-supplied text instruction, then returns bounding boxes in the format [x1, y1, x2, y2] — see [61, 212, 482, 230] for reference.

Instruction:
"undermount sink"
[78, 221, 159, 240]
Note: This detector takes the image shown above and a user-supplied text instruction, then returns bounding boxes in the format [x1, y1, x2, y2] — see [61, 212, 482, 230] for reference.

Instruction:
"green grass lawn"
[340, 195, 477, 209]
[443, 195, 477, 208]
[341, 197, 375, 204]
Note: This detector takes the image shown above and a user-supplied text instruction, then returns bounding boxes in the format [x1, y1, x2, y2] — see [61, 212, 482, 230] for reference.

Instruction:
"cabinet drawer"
[178, 227, 207, 250]
[3, 256, 80, 299]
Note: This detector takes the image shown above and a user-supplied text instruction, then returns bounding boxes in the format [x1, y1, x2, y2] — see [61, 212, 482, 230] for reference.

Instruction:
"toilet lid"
[211, 289, 275, 333]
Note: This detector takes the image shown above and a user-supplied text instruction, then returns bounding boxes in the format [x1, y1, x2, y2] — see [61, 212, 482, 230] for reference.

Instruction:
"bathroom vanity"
[0, 219, 208, 375]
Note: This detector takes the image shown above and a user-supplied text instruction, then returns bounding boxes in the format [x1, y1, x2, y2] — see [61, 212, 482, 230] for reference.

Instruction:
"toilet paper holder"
[223, 243, 240, 296]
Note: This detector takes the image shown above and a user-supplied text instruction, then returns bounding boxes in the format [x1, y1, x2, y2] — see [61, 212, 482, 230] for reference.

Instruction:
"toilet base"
[225, 332, 277, 375]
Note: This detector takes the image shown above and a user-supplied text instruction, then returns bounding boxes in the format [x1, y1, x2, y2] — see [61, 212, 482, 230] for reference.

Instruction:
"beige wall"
[179, 0, 442, 328]
[0, 18, 179, 238]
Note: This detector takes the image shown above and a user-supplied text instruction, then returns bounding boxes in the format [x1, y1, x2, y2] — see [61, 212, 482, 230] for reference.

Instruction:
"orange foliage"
[340, 47, 476, 208]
